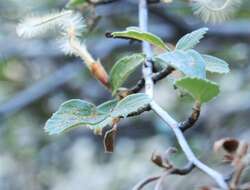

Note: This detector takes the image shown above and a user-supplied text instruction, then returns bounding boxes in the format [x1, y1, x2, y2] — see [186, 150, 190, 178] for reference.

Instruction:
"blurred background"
[0, 0, 250, 189]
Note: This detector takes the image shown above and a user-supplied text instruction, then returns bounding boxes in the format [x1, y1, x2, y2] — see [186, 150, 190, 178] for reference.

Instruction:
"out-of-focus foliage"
[1, 0, 250, 190]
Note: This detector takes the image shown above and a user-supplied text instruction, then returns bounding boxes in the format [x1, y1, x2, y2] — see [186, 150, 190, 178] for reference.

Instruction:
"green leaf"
[203, 55, 230, 74]
[45, 94, 151, 135]
[97, 100, 118, 114]
[176, 28, 208, 50]
[155, 50, 206, 78]
[92, 117, 113, 135]
[66, 0, 87, 7]
[175, 77, 220, 103]
[44, 99, 107, 135]
[110, 53, 146, 94]
[111, 27, 170, 50]
[111, 93, 152, 118]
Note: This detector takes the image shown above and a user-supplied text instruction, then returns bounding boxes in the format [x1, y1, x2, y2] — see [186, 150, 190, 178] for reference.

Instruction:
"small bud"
[151, 152, 164, 168]
[103, 123, 118, 153]
[91, 61, 109, 87]
[214, 138, 239, 154]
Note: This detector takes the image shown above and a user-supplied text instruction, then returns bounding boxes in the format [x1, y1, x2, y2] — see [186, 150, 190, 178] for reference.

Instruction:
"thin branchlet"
[87, 0, 162, 5]
[87, 0, 121, 5]
[105, 32, 142, 43]
[179, 101, 201, 132]
[132, 162, 195, 190]
[127, 66, 175, 94]
[132, 175, 161, 190]
[170, 162, 195, 175]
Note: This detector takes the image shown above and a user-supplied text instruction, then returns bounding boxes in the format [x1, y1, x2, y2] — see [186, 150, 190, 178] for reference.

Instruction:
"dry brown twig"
[213, 138, 250, 190]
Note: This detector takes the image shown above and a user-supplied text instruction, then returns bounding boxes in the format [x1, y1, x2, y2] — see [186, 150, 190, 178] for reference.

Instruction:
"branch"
[179, 101, 201, 132]
[87, 0, 121, 5]
[147, 0, 161, 4]
[170, 162, 195, 175]
[138, 1, 228, 189]
[150, 6, 250, 42]
[139, 0, 154, 98]
[150, 101, 228, 189]
[154, 173, 166, 190]
[132, 162, 194, 190]
[105, 32, 141, 43]
[128, 66, 175, 94]
[132, 175, 161, 190]
[126, 105, 151, 117]
[153, 162, 195, 190]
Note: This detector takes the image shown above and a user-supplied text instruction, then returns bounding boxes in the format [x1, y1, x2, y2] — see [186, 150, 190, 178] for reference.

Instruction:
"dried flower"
[191, 0, 242, 23]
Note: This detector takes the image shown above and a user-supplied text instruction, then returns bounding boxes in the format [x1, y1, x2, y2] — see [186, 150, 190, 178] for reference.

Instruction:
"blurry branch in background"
[212, 138, 250, 190]
[149, 7, 250, 41]
[0, 63, 82, 120]
[132, 175, 161, 190]
[85, 0, 166, 5]
[86, 0, 121, 5]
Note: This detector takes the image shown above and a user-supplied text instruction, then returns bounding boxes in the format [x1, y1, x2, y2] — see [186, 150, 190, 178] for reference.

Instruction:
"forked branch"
[137, 0, 228, 189]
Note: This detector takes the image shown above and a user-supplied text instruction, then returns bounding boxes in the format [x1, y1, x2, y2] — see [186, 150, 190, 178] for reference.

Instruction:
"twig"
[154, 173, 166, 190]
[179, 101, 201, 132]
[87, 0, 121, 5]
[128, 66, 175, 94]
[126, 105, 151, 117]
[230, 142, 249, 189]
[147, 0, 161, 4]
[171, 162, 195, 175]
[152, 66, 175, 82]
[105, 32, 142, 43]
[153, 162, 196, 190]
[132, 175, 161, 190]
[150, 101, 228, 189]
[138, 0, 228, 189]
[132, 161, 194, 190]
[230, 163, 245, 190]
